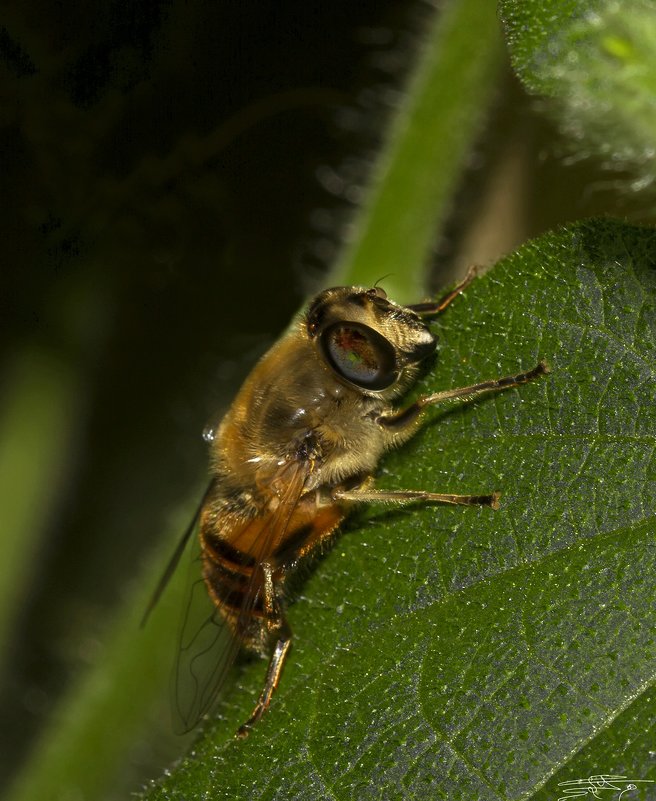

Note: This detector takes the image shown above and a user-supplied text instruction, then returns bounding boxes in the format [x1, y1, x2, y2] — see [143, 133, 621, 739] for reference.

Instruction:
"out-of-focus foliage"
[500, 0, 656, 192]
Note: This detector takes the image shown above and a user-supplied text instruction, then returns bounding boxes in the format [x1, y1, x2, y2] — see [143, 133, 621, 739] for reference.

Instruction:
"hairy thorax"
[211, 330, 391, 497]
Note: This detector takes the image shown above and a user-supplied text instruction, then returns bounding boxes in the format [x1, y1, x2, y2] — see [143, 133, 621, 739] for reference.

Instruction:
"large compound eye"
[320, 322, 397, 390]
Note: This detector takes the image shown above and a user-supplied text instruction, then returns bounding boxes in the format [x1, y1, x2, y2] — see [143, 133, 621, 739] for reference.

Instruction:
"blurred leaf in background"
[500, 0, 656, 194]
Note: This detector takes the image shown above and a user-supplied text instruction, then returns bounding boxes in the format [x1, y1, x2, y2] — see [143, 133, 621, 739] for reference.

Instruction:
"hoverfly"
[144, 268, 548, 738]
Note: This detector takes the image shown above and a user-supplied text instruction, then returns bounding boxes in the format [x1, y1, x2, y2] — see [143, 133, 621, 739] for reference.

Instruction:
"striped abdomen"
[200, 492, 344, 653]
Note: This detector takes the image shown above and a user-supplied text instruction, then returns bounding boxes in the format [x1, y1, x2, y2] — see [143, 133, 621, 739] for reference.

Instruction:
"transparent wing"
[140, 481, 216, 628]
[172, 561, 229, 733]
[173, 458, 311, 732]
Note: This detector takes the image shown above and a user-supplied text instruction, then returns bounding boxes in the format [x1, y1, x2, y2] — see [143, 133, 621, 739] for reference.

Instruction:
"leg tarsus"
[236, 615, 292, 739]
[406, 265, 478, 316]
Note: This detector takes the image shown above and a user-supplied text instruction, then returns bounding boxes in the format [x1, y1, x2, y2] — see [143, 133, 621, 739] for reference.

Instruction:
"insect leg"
[334, 487, 500, 509]
[405, 265, 477, 316]
[236, 563, 291, 738]
[378, 361, 549, 434]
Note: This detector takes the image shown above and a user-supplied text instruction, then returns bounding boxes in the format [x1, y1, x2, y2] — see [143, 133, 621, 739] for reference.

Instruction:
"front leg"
[377, 361, 549, 435]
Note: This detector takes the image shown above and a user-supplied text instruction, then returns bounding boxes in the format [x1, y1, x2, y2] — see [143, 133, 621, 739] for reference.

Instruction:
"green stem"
[334, 0, 504, 301]
[6, 515, 197, 801]
[0, 349, 79, 680]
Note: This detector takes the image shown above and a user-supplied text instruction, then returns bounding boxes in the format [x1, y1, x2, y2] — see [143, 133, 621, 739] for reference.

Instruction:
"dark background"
[0, 0, 633, 797]
[0, 0, 434, 791]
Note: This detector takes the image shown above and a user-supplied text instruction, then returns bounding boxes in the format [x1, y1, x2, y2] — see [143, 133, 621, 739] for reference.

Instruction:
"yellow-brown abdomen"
[200, 494, 344, 652]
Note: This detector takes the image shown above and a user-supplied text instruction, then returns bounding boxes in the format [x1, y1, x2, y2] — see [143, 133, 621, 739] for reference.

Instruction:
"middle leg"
[333, 487, 500, 509]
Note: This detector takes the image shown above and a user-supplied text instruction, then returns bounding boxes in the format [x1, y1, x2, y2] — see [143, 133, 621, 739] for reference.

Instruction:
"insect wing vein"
[173, 459, 310, 731]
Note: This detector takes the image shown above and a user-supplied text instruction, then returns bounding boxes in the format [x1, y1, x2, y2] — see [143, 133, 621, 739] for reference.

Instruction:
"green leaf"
[142, 219, 656, 800]
[499, 0, 656, 191]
